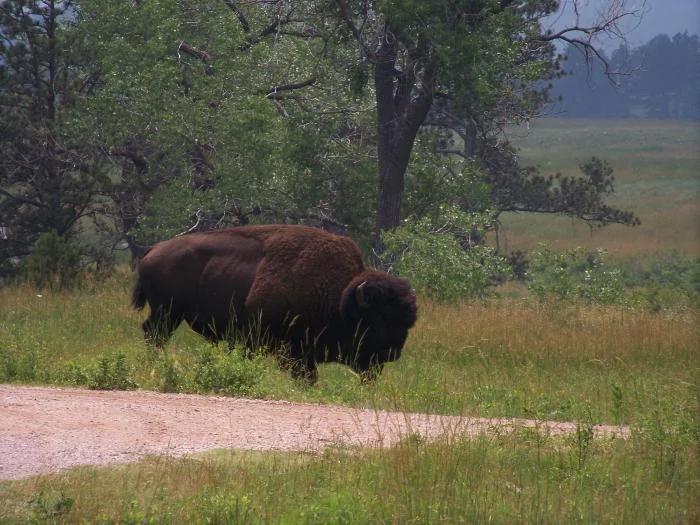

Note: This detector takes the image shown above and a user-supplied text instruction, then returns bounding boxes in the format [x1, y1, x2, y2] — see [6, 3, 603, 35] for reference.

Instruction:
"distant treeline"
[550, 32, 700, 120]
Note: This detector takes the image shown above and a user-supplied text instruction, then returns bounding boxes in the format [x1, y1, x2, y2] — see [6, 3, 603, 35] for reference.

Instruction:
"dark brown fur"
[132, 225, 417, 382]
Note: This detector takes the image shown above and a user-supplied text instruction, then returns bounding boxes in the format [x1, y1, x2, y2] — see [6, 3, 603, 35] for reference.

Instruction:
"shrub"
[88, 352, 138, 390]
[0, 346, 38, 382]
[526, 244, 624, 304]
[192, 345, 266, 397]
[382, 209, 509, 301]
[620, 254, 700, 294]
[21, 231, 82, 289]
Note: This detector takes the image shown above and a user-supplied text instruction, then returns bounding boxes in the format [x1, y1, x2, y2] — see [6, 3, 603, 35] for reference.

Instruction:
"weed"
[155, 353, 181, 393]
[610, 383, 625, 424]
[192, 344, 265, 397]
[88, 352, 138, 390]
[28, 491, 74, 522]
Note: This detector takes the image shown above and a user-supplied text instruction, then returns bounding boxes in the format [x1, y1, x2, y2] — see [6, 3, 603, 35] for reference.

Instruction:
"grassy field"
[499, 119, 700, 258]
[0, 271, 697, 522]
[0, 118, 698, 522]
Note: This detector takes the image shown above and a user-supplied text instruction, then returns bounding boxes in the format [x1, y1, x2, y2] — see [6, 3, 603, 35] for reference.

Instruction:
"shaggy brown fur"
[132, 225, 417, 382]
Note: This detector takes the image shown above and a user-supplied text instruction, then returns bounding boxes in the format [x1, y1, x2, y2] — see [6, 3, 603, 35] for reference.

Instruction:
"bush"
[192, 345, 266, 397]
[526, 244, 624, 304]
[382, 209, 509, 301]
[620, 254, 700, 294]
[88, 352, 138, 390]
[0, 346, 38, 382]
[21, 231, 82, 289]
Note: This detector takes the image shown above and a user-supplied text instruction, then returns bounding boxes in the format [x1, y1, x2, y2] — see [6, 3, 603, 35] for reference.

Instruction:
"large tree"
[330, 0, 645, 250]
[72, 0, 383, 255]
[4, 0, 643, 274]
[0, 0, 104, 275]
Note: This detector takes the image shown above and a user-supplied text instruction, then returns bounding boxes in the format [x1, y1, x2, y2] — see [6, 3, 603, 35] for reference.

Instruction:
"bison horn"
[355, 281, 371, 309]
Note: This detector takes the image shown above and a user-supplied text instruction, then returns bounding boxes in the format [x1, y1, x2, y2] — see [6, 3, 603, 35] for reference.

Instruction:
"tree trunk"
[372, 29, 437, 255]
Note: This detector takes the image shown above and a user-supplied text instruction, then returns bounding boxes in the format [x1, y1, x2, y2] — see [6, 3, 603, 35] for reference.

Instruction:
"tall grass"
[1, 274, 696, 427]
[0, 430, 696, 523]
[0, 276, 697, 522]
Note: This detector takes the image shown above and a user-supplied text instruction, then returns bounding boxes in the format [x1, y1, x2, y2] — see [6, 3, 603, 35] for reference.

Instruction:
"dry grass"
[499, 119, 700, 258]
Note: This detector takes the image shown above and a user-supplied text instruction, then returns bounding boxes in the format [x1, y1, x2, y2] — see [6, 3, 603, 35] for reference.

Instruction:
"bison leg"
[143, 304, 183, 347]
[290, 360, 318, 384]
[285, 355, 318, 384]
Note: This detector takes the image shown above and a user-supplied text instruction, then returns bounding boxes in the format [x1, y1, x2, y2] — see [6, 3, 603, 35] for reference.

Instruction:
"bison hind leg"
[143, 305, 183, 348]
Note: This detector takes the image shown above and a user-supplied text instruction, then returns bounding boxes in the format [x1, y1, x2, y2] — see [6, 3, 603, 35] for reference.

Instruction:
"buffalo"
[131, 225, 417, 382]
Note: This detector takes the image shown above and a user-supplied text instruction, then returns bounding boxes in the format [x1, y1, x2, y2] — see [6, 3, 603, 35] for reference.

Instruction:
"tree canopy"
[1, 0, 645, 292]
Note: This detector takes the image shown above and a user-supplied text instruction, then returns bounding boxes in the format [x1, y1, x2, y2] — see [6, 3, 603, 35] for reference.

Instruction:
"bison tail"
[131, 275, 147, 311]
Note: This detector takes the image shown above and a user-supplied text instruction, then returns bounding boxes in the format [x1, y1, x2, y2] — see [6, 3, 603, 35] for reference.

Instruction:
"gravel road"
[0, 385, 630, 480]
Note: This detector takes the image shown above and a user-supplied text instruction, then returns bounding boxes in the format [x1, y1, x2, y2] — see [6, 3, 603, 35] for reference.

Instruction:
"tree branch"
[537, 0, 647, 82]
[239, 13, 292, 51]
[265, 77, 317, 98]
[0, 187, 45, 208]
[178, 41, 211, 63]
[223, 0, 251, 33]
[334, 0, 376, 59]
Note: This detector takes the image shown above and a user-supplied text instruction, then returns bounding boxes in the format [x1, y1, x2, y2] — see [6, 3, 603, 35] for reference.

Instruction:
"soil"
[0, 385, 630, 480]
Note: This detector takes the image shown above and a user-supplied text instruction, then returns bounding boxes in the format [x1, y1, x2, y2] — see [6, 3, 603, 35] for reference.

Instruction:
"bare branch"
[178, 41, 211, 63]
[222, 0, 251, 33]
[266, 77, 317, 98]
[538, 0, 647, 82]
[176, 209, 205, 236]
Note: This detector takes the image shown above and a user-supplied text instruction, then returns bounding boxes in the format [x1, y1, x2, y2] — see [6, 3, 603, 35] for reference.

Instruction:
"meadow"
[0, 118, 698, 523]
[499, 118, 700, 259]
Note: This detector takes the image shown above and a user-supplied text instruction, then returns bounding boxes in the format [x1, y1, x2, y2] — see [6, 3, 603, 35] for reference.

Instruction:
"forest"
[551, 31, 700, 119]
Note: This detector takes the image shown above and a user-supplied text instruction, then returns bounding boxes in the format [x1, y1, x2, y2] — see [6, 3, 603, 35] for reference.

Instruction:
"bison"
[131, 225, 417, 382]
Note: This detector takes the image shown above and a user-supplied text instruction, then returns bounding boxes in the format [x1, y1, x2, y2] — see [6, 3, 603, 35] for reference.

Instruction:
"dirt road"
[0, 385, 630, 480]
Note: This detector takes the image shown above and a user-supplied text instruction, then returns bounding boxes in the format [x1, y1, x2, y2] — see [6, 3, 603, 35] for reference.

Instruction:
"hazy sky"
[544, 0, 700, 50]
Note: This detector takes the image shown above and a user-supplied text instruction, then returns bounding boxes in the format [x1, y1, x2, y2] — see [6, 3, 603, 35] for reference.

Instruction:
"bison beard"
[131, 225, 417, 383]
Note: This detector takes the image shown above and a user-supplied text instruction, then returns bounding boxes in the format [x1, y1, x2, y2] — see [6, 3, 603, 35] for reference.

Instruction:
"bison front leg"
[289, 358, 318, 384]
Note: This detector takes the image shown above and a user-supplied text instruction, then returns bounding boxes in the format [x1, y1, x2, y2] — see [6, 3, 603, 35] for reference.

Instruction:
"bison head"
[339, 272, 417, 379]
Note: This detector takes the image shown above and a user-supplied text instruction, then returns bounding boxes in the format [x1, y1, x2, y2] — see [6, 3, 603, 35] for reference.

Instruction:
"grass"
[1, 271, 697, 425]
[0, 433, 696, 524]
[0, 117, 698, 522]
[499, 119, 700, 258]
[0, 270, 697, 522]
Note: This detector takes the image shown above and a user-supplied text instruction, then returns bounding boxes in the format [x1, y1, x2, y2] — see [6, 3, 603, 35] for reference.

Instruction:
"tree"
[72, 0, 382, 256]
[550, 44, 629, 117]
[332, 0, 645, 252]
[630, 32, 700, 119]
[44, 0, 644, 276]
[552, 31, 700, 119]
[0, 0, 104, 276]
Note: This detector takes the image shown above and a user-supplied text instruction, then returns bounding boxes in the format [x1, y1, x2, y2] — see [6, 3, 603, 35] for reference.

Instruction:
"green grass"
[499, 119, 700, 258]
[0, 270, 697, 522]
[0, 432, 696, 524]
[1, 272, 697, 424]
